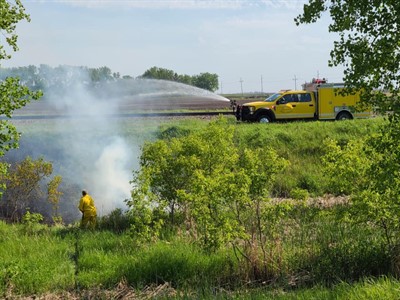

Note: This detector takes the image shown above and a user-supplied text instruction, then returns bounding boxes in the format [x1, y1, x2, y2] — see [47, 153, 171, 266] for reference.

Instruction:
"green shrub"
[157, 126, 191, 140]
[97, 208, 132, 233]
[298, 173, 321, 195]
[21, 210, 44, 235]
[290, 188, 309, 201]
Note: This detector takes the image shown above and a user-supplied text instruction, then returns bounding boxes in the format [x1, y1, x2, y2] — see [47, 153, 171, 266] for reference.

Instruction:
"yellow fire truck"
[235, 79, 371, 123]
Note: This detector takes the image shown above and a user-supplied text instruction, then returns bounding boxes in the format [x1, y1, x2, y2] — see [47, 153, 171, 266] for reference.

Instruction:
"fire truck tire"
[258, 114, 272, 123]
[336, 111, 353, 120]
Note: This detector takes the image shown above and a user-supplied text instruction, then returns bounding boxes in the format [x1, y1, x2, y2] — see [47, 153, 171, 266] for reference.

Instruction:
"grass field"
[0, 215, 397, 299]
[1, 115, 398, 299]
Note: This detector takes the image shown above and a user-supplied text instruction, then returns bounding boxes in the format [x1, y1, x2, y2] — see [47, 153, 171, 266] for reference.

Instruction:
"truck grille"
[241, 106, 250, 116]
[236, 105, 251, 121]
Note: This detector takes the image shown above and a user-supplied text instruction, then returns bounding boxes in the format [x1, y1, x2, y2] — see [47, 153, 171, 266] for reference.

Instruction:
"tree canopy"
[141, 66, 219, 92]
[297, 0, 400, 253]
[296, 1, 400, 113]
[0, 0, 42, 202]
[0, 0, 29, 60]
[0, 1, 42, 147]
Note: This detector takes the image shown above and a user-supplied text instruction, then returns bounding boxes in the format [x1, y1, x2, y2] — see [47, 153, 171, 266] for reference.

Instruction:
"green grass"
[231, 117, 385, 196]
[0, 222, 75, 295]
[120, 240, 237, 289]
[0, 217, 397, 298]
[2, 115, 396, 298]
[0, 223, 238, 296]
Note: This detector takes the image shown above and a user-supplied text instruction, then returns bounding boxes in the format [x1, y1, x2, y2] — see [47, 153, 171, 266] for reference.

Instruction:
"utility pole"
[293, 75, 298, 90]
[261, 75, 264, 94]
[240, 78, 244, 96]
[220, 81, 223, 94]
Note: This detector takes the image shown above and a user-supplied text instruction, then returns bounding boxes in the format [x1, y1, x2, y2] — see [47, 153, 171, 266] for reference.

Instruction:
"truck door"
[275, 92, 315, 119]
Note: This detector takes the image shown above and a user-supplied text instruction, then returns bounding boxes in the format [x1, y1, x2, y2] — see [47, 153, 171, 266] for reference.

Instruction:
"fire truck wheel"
[258, 115, 272, 123]
[336, 111, 353, 120]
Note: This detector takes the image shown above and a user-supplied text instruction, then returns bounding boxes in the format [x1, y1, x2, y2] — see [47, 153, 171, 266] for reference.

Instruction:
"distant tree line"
[0, 64, 219, 94]
[0, 65, 123, 92]
[140, 66, 219, 92]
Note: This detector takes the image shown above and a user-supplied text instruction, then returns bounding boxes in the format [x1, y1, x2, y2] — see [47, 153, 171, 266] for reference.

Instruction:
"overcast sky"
[3, 0, 344, 94]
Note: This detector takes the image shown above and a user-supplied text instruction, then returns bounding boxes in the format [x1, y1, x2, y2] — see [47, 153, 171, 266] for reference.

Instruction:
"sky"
[3, 0, 345, 94]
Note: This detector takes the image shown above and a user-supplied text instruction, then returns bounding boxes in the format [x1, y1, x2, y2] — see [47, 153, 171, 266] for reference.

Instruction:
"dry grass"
[13, 280, 178, 300]
[271, 194, 349, 208]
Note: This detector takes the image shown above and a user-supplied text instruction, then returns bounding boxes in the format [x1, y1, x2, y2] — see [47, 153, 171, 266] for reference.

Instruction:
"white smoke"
[91, 137, 132, 214]
[44, 70, 135, 216]
[13, 68, 229, 218]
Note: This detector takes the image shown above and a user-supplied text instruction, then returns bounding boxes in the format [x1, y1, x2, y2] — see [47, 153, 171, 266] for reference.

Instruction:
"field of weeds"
[3, 116, 400, 299]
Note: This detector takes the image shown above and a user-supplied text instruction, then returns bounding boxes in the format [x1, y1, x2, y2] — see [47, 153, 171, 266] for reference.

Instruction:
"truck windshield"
[265, 93, 282, 102]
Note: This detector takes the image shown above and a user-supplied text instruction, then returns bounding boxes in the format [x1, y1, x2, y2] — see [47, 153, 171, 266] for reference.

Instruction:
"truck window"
[280, 94, 299, 103]
[299, 93, 311, 102]
[265, 93, 281, 102]
[279, 95, 290, 103]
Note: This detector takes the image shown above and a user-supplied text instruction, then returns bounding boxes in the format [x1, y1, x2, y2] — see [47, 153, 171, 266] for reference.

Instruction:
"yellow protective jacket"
[79, 194, 97, 217]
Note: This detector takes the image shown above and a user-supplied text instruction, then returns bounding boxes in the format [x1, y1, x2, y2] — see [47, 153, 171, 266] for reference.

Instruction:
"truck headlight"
[248, 106, 255, 114]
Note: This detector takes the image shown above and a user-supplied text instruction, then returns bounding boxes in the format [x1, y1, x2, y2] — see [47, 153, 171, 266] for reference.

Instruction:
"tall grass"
[1, 116, 396, 298]
[231, 117, 385, 196]
[0, 214, 396, 298]
[0, 223, 238, 296]
[0, 221, 75, 295]
[282, 209, 389, 286]
[120, 240, 237, 289]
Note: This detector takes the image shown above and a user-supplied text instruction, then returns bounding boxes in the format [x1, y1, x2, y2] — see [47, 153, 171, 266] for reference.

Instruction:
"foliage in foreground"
[130, 117, 290, 279]
[0, 156, 62, 223]
[323, 115, 400, 252]
[126, 117, 394, 284]
[0, 0, 43, 201]
[2, 116, 399, 298]
[0, 213, 395, 299]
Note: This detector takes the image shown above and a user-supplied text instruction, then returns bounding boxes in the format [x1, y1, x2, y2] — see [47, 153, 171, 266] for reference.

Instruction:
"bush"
[290, 188, 309, 201]
[97, 208, 132, 233]
[157, 126, 191, 140]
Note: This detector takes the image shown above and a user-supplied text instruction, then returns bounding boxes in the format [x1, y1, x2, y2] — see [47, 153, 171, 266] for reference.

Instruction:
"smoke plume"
[10, 67, 229, 220]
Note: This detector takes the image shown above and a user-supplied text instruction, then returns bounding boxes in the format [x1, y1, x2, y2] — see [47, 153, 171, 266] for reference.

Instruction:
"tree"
[141, 66, 176, 81]
[177, 74, 192, 85]
[192, 72, 219, 92]
[141, 66, 219, 92]
[0, 0, 28, 60]
[297, 0, 400, 269]
[129, 117, 288, 256]
[0, 157, 54, 222]
[296, 1, 400, 113]
[89, 66, 113, 83]
[0, 0, 42, 200]
[47, 175, 63, 224]
[0, 0, 42, 150]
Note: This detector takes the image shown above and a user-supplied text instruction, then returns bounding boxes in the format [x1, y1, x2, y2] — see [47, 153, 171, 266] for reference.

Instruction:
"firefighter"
[79, 190, 97, 229]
